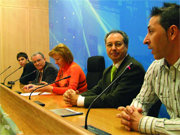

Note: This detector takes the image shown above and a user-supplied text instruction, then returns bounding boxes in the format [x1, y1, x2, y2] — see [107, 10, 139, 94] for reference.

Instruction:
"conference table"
[0, 82, 142, 135]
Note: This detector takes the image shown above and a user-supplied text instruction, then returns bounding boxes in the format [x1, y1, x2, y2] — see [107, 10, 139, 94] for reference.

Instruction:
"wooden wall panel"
[0, 0, 49, 82]
[29, 0, 49, 9]
[0, 7, 27, 81]
[0, 0, 29, 7]
[0, 6, 3, 79]
[29, 9, 49, 59]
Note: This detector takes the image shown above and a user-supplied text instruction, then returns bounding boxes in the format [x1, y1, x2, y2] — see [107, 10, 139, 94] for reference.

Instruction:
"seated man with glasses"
[23, 52, 58, 90]
[63, 30, 145, 108]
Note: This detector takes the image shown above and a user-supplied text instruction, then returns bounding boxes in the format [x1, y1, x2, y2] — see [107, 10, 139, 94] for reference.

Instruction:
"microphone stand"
[0, 66, 11, 76]
[2, 66, 22, 85]
[29, 76, 71, 100]
[8, 70, 37, 85]
[84, 63, 132, 130]
[1, 67, 22, 89]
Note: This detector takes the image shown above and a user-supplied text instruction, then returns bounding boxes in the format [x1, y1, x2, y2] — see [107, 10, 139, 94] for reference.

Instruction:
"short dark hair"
[151, 3, 180, 31]
[17, 52, 28, 60]
[104, 30, 129, 47]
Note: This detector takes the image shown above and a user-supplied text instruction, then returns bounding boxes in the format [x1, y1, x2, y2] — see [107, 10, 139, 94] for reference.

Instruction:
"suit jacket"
[81, 55, 145, 108]
[32, 62, 58, 84]
[20, 62, 36, 84]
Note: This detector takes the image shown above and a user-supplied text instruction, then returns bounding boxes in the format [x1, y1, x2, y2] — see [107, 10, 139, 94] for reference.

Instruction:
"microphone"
[8, 70, 37, 85]
[0, 66, 11, 76]
[29, 75, 71, 100]
[84, 62, 133, 130]
[1, 66, 22, 85]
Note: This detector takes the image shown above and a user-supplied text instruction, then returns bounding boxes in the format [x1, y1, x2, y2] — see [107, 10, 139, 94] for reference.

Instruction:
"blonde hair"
[49, 43, 73, 64]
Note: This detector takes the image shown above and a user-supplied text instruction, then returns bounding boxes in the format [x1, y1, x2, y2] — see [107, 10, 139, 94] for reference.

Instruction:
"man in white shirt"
[117, 3, 180, 134]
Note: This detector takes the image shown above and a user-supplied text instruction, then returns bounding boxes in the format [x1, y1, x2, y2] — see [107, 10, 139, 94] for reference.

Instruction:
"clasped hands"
[117, 105, 144, 132]
[63, 89, 79, 106]
[22, 84, 39, 92]
[22, 81, 48, 93]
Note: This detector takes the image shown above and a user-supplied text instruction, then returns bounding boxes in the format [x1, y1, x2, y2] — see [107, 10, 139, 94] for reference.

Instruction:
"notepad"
[20, 92, 51, 96]
[50, 108, 83, 117]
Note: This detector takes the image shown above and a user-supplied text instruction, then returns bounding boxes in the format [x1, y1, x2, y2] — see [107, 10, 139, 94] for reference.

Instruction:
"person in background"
[63, 30, 145, 108]
[117, 3, 180, 134]
[23, 52, 58, 90]
[23, 44, 87, 94]
[17, 52, 36, 84]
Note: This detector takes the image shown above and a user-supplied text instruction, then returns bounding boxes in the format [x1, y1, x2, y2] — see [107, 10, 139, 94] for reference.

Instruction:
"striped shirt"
[131, 58, 180, 135]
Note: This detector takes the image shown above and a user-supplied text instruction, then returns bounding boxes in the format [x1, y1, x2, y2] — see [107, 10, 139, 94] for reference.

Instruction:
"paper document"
[20, 92, 51, 96]
[50, 108, 83, 117]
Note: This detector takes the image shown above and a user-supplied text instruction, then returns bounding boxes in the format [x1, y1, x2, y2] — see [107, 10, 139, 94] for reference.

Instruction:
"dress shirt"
[32, 62, 58, 84]
[131, 58, 180, 134]
[77, 59, 123, 107]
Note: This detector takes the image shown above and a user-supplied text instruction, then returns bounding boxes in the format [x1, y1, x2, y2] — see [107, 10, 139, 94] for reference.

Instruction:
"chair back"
[86, 56, 105, 89]
[148, 99, 162, 117]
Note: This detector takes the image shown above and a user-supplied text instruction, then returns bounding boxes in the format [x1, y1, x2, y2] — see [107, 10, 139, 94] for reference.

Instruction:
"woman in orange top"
[24, 43, 87, 94]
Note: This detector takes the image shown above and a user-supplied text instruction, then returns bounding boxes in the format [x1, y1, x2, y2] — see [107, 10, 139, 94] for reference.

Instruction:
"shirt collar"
[113, 54, 128, 69]
[174, 58, 180, 71]
[160, 58, 180, 71]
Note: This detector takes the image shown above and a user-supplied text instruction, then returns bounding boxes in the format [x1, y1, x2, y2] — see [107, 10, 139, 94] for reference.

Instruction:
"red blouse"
[51, 62, 87, 94]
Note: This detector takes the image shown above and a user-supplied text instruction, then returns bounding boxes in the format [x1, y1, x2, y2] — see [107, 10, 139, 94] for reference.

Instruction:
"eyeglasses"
[106, 41, 123, 48]
[32, 59, 42, 64]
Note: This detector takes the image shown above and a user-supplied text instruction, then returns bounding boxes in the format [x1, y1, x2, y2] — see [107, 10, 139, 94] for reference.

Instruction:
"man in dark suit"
[16, 52, 36, 84]
[63, 30, 145, 108]
[23, 52, 58, 91]
[30, 52, 58, 84]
